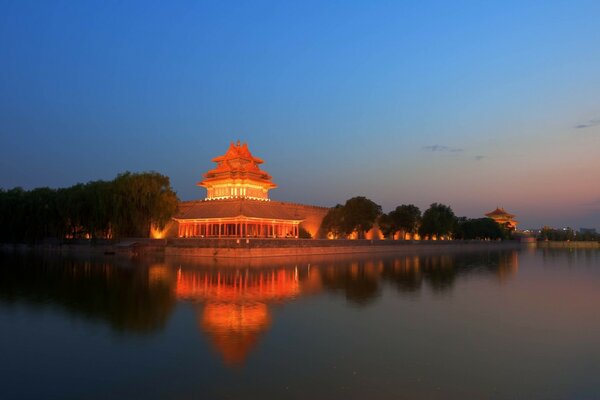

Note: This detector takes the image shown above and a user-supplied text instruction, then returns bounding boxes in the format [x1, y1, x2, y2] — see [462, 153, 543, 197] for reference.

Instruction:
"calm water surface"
[1, 248, 600, 399]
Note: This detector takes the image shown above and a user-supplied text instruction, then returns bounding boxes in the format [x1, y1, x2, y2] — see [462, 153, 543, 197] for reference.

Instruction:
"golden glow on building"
[171, 141, 329, 239]
[485, 207, 518, 230]
[198, 140, 276, 201]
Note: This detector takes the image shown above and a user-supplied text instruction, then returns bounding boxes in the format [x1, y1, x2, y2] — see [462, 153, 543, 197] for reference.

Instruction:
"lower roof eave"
[173, 215, 304, 224]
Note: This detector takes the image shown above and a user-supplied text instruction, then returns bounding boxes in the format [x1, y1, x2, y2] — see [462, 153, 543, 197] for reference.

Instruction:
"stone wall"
[160, 200, 330, 239]
[165, 238, 522, 258]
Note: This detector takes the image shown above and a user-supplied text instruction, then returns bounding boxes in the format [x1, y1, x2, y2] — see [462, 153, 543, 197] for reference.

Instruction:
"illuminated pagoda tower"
[485, 207, 518, 230]
[171, 141, 329, 239]
[199, 140, 277, 201]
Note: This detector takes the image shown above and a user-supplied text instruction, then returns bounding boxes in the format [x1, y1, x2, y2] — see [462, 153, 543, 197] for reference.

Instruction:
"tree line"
[0, 172, 179, 243]
[539, 227, 600, 242]
[321, 197, 510, 240]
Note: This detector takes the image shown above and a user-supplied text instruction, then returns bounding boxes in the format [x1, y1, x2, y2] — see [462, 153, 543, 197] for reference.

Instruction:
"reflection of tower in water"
[175, 267, 306, 367]
[154, 251, 521, 365]
[201, 302, 270, 366]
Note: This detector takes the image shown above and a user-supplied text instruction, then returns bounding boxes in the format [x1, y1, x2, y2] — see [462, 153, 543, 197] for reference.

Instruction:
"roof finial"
[237, 139, 241, 146]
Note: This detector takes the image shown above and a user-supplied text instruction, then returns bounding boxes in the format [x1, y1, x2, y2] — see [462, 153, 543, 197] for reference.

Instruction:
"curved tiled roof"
[199, 141, 276, 188]
[485, 207, 516, 219]
[174, 199, 306, 221]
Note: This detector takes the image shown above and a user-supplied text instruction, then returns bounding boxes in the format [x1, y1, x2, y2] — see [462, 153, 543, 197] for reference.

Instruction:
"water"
[1, 248, 599, 399]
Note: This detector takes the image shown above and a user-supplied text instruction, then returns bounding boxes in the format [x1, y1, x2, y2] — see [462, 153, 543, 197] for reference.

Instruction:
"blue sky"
[1, 1, 600, 228]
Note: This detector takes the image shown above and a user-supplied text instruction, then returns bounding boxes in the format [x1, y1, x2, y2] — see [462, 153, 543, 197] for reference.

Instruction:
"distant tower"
[198, 141, 277, 201]
[485, 207, 518, 230]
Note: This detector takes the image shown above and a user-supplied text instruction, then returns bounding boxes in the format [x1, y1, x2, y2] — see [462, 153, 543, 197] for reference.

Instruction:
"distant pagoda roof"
[199, 141, 276, 189]
[485, 207, 516, 219]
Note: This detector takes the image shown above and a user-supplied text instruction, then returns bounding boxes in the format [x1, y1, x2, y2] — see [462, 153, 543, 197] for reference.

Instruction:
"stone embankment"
[5, 238, 597, 258]
[163, 238, 522, 258]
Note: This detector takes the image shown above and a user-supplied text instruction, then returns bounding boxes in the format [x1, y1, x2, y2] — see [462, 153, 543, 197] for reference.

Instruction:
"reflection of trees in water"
[0, 252, 175, 333]
[382, 250, 518, 292]
[318, 261, 382, 306]
[380, 256, 423, 294]
[539, 247, 600, 267]
[316, 251, 519, 301]
[0, 249, 519, 345]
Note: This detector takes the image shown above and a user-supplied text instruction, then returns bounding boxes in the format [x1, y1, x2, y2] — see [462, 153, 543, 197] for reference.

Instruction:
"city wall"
[2, 238, 525, 258]
[6, 239, 597, 259]
[163, 239, 522, 258]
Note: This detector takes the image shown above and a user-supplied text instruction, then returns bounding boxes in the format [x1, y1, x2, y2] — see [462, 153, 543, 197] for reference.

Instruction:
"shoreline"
[2, 239, 597, 259]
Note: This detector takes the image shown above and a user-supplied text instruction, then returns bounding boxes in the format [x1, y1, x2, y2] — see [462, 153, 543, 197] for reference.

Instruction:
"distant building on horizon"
[485, 207, 518, 230]
[165, 141, 329, 239]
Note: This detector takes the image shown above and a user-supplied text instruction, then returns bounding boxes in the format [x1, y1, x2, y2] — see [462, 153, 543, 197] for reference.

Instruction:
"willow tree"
[111, 172, 179, 238]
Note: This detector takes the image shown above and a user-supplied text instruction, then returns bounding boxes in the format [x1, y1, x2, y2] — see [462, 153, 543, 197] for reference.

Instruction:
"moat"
[1, 248, 599, 399]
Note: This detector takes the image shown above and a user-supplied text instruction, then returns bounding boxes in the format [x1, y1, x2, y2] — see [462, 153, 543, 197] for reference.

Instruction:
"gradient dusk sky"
[1, 1, 600, 229]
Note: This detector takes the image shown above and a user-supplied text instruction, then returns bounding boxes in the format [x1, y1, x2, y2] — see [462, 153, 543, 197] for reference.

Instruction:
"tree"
[112, 172, 179, 237]
[377, 213, 395, 239]
[298, 226, 312, 239]
[320, 204, 345, 239]
[418, 203, 457, 239]
[0, 171, 179, 243]
[340, 196, 382, 239]
[389, 204, 421, 239]
[455, 217, 508, 240]
[321, 197, 382, 239]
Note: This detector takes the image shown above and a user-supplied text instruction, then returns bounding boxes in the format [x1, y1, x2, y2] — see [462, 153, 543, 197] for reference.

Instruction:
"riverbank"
[1, 238, 527, 258]
[164, 238, 525, 257]
[537, 240, 600, 249]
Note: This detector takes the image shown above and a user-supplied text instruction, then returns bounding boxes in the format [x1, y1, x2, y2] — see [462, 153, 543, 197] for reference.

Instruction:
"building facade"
[170, 141, 329, 239]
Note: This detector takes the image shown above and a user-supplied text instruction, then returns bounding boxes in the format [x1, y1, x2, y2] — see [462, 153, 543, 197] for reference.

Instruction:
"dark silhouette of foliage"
[298, 226, 312, 239]
[537, 227, 600, 241]
[454, 217, 509, 240]
[379, 204, 422, 240]
[418, 203, 457, 239]
[0, 172, 179, 243]
[321, 204, 345, 238]
[340, 196, 382, 238]
[321, 197, 382, 239]
[377, 213, 395, 239]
